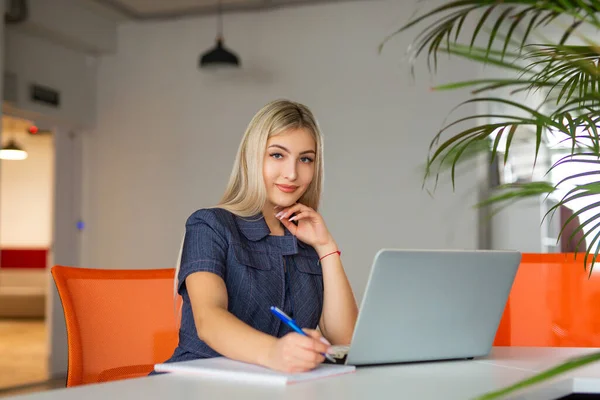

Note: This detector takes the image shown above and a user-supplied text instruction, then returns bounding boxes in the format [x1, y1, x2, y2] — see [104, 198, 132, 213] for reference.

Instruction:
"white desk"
[8, 347, 600, 400]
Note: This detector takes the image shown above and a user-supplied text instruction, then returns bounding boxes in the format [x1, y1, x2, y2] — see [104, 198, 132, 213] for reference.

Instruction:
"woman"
[161, 99, 358, 373]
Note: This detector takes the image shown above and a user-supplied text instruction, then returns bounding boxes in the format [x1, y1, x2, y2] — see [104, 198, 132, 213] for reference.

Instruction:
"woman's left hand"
[275, 204, 335, 253]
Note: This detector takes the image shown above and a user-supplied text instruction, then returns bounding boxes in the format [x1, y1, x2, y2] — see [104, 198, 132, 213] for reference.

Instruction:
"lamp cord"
[217, 0, 223, 40]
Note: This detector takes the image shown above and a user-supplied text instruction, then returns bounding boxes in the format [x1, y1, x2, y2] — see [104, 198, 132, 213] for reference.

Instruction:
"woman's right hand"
[265, 329, 333, 373]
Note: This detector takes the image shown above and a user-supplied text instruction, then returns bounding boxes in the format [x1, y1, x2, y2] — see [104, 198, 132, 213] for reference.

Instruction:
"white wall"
[0, 122, 54, 247]
[48, 127, 83, 377]
[4, 28, 98, 128]
[22, 0, 118, 54]
[85, 0, 481, 303]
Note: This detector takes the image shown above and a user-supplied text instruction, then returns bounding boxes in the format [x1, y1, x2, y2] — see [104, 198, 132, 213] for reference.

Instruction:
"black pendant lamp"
[199, 0, 240, 68]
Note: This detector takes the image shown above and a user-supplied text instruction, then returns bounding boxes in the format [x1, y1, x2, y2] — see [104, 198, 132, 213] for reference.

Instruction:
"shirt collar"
[236, 213, 271, 241]
[235, 212, 310, 252]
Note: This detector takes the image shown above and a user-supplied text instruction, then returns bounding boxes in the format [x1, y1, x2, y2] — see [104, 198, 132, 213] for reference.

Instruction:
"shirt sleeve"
[177, 209, 228, 294]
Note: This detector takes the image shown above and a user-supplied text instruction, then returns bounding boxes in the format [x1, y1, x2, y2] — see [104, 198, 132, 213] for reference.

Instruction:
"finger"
[283, 334, 326, 365]
[276, 203, 311, 220]
[296, 356, 325, 369]
[289, 347, 326, 365]
[294, 333, 330, 354]
[279, 217, 297, 235]
[287, 361, 318, 373]
[288, 211, 311, 223]
[274, 203, 295, 217]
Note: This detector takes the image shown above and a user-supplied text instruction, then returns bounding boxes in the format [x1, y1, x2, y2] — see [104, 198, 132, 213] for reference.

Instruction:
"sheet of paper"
[155, 356, 355, 385]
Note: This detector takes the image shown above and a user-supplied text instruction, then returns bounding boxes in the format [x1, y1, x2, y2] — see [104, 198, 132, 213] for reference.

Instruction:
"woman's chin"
[270, 197, 298, 208]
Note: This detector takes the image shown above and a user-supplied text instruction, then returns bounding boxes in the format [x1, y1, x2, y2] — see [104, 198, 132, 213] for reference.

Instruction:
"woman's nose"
[283, 160, 297, 180]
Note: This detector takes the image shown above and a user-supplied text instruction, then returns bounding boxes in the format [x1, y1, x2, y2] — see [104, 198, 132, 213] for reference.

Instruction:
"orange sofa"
[494, 253, 600, 347]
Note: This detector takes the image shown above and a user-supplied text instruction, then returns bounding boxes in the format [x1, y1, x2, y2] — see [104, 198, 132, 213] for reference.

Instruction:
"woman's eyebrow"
[268, 144, 315, 155]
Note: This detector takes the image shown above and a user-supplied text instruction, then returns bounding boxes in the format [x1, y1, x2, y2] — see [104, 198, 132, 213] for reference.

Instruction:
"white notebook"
[154, 357, 356, 385]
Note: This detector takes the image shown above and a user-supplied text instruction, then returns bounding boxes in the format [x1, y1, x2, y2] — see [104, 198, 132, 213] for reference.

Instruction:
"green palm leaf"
[474, 181, 556, 209]
[385, 0, 600, 70]
[474, 351, 600, 399]
[434, 43, 600, 107]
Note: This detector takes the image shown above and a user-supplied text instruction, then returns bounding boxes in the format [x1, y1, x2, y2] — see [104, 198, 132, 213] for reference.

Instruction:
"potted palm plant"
[389, 0, 600, 398]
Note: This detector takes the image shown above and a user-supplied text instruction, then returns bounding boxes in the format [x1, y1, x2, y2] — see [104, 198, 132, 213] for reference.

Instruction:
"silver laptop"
[333, 249, 521, 366]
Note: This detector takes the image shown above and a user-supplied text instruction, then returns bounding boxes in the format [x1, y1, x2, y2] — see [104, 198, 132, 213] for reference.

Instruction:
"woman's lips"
[276, 184, 298, 193]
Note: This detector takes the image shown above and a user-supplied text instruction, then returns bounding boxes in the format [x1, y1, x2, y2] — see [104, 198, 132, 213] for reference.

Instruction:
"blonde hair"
[217, 99, 324, 215]
[174, 99, 324, 305]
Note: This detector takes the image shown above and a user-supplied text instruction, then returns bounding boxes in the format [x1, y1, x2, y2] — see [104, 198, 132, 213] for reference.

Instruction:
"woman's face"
[262, 128, 316, 209]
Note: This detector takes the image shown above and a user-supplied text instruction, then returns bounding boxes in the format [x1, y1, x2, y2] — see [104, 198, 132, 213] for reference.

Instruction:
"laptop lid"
[345, 249, 521, 366]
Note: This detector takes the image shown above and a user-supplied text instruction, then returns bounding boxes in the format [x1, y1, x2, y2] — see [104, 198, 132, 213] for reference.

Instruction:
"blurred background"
[0, 0, 575, 396]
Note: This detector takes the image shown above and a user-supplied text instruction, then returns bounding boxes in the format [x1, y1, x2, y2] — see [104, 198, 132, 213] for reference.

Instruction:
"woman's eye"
[300, 157, 314, 164]
[270, 153, 283, 159]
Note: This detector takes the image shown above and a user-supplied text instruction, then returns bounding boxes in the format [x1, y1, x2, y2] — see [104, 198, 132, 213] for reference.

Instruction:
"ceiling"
[89, 0, 356, 20]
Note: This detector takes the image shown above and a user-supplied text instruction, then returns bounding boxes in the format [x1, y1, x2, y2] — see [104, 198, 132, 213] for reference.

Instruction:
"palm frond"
[474, 181, 556, 209]
[427, 97, 566, 168]
[384, 0, 600, 71]
[433, 43, 600, 109]
[474, 350, 600, 399]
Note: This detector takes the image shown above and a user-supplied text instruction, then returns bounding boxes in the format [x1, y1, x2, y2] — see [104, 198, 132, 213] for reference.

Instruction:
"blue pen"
[270, 306, 336, 363]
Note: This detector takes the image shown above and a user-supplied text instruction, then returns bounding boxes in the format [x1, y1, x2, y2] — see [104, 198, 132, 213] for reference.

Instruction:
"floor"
[0, 319, 66, 398]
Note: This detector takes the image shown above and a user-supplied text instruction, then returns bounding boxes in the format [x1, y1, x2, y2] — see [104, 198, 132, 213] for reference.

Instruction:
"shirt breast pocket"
[229, 244, 278, 323]
[294, 255, 323, 275]
[291, 254, 324, 328]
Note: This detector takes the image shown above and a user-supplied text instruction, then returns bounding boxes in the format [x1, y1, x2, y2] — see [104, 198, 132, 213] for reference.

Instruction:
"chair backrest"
[493, 253, 600, 347]
[51, 265, 181, 386]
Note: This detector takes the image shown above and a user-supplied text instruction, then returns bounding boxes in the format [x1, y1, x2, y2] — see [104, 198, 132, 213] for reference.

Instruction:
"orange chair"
[493, 253, 600, 347]
[51, 265, 181, 387]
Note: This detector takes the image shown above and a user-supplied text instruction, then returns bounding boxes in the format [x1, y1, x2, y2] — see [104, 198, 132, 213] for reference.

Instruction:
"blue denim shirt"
[159, 207, 324, 365]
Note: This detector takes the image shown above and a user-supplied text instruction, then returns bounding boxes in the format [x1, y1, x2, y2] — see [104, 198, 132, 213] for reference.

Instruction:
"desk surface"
[9, 347, 600, 400]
